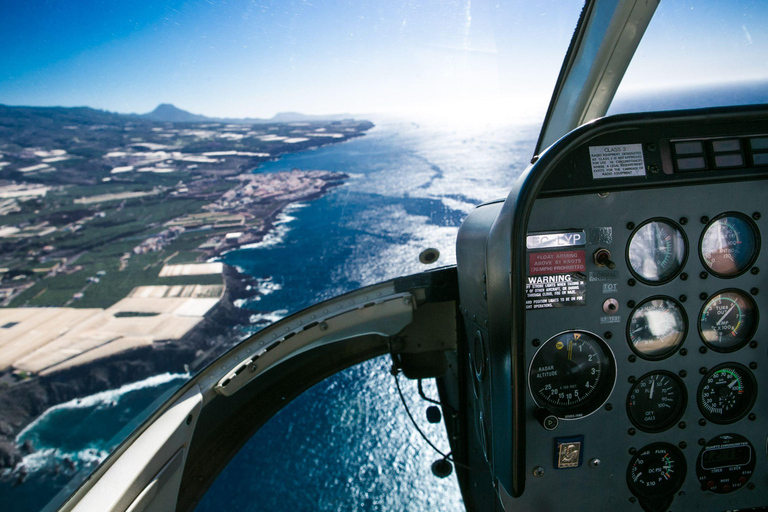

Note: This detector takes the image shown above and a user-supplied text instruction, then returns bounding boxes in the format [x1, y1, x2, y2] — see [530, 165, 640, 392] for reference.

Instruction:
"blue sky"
[0, 0, 766, 119]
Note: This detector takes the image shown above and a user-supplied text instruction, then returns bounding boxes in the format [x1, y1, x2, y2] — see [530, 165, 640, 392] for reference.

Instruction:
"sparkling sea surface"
[1, 117, 537, 511]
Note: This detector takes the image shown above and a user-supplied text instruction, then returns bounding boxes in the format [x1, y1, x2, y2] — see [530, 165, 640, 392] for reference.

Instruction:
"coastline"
[0, 171, 350, 473]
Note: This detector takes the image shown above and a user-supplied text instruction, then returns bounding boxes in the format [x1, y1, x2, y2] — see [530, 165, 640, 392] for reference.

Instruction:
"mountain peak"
[142, 104, 207, 123]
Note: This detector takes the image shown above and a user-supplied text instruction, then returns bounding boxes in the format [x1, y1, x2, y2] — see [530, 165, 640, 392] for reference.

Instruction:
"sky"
[0, 0, 766, 120]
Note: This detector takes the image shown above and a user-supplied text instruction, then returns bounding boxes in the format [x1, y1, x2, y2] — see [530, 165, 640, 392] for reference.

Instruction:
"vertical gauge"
[627, 297, 687, 360]
[627, 371, 687, 433]
[700, 213, 760, 277]
[697, 363, 757, 424]
[627, 443, 687, 500]
[528, 331, 616, 419]
[627, 219, 687, 284]
[699, 290, 757, 352]
[696, 434, 755, 494]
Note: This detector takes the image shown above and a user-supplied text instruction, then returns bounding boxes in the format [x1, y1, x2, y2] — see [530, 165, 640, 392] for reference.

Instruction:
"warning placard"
[525, 273, 587, 310]
[529, 250, 586, 275]
[589, 143, 646, 179]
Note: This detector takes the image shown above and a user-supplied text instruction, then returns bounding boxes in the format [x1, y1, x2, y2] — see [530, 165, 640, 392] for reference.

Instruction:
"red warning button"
[529, 250, 586, 275]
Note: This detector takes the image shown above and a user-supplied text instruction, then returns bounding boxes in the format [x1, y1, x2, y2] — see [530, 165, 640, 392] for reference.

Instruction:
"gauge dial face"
[627, 443, 687, 499]
[699, 290, 757, 352]
[627, 297, 687, 360]
[627, 220, 687, 284]
[700, 214, 760, 277]
[697, 434, 755, 494]
[627, 371, 687, 433]
[528, 331, 616, 419]
[697, 363, 757, 424]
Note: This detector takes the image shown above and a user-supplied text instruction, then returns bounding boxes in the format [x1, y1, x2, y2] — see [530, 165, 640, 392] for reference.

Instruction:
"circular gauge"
[700, 213, 760, 277]
[528, 331, 616, 419]
[627, 297, 687, 360]
[699, 290, 757, 352]
[627, 371, 687, 433]
[627, 443, 687, 499]
[697, 434, 755, 494]
[697, 363, 757, 424]
[627, 219, 687, 284]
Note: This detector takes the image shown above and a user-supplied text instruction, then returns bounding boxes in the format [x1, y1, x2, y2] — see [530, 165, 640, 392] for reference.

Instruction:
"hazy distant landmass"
[138, 103, 356, 125]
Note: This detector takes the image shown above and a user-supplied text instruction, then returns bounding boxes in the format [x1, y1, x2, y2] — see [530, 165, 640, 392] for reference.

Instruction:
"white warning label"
[589, 143, 646, 179]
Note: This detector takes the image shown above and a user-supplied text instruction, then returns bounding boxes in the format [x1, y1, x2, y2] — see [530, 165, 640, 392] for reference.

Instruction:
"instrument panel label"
[525, 272, 587, 310]
[589, 143, 646, 179]
[529, 250, 586, 275]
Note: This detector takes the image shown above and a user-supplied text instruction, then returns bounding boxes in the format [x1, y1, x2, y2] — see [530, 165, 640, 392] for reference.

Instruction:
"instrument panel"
[521, 180, 766, 510]
[454, 106, 768, 512]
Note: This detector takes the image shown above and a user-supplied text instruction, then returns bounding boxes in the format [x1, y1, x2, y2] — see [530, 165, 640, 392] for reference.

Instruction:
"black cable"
[392, 365, 477, 472]
[417, 379, 441, 406]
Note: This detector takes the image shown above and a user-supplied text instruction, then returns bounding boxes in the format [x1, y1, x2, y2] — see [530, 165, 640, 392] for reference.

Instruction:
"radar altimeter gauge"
[627, 443, 687, 500]
[697, 363, 757, 424]
[528, 331, 616, 419]
[699, 290, 757, 352]
[627, 219, 687, 284]
[627, 371, 687, 433]
[627, 297, 687, 360]
[700, 213, 760, 277]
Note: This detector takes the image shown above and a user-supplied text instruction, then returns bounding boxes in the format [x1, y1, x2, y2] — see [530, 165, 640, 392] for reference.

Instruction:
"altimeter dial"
[529, 331, 616, 419]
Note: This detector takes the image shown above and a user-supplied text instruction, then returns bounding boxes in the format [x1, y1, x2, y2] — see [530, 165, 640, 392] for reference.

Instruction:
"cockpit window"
[0, 1, 586, 509]
[610, 0, 768, 114]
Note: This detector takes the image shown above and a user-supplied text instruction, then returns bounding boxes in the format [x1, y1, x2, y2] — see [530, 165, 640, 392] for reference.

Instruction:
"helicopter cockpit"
[48, 1, 768, 511]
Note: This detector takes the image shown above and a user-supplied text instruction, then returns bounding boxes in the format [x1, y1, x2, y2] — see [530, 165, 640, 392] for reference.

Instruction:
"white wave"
[6, 446, 110, 476]
[238, 202, 307, 250]
[16, 372, 190, 442]
[249, 277, 282, 302]
[249, 310, 289, 325]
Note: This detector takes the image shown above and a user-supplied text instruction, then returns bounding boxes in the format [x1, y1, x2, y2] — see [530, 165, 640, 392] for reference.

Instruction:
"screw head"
[751, 267, 760, 275]
[627, 222, 635, 230]
[589, 458, 601, 468]
[604, 331, 613, 340]
[680, 273, 688, 281]
[628, 355, 637, 363]
[679, 441, 687, 449]
[680, 348, 688, 356]
[628, 375, 636, 383]
[605, 403, 613, 411]
[700, 366, 708, 375]
[629, 447, 637, 455]
[751, 287, 759, 296]
[679, 294, 687, 302]
[678, 421, 686, 429]
[753, 212, 761, 221]
[698, 438, 706, 446]
[750, 361, 758, 370]
[699, 419, 707, 427]
[748, 482, 756, 490]
[629, 497, 636, 504]
[679, 370, 687, 378]
[628, 428, 636, 436]
[750, 340, 758, 349]
[699, 347, 708, 355]
[533, 466, 545, 477]
[679, 217, 688, 225]
[749, 413, 757, 421]
[701, 216, 710, 224]
[627, 300, 636, 308]
[532, 338, 540, 347]
[700, 271, 708, 279]
[628, 279, 636, 287]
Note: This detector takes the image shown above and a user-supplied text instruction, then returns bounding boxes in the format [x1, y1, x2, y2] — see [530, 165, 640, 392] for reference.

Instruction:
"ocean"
[0, 117, 537, 511]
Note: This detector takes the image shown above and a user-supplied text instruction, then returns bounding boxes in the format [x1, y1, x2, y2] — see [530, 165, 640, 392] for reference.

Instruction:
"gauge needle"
[649, 379, 655, 399]
[728, 378, 739, 389]
[567, 340, 573, 361]
[716, 303, 736, 326]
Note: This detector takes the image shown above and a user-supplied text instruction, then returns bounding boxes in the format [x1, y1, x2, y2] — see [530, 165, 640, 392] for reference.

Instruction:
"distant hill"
[141, 103, 209, 123]
[136, 104, 354, 124]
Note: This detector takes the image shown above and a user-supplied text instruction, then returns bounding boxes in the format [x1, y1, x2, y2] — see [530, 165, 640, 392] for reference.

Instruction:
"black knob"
[426, 405, 442, 424]
[535, 407, 558, 431]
